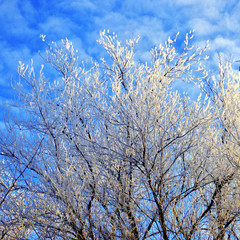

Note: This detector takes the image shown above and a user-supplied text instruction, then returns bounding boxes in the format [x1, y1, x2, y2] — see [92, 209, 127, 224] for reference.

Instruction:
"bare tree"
[1, 31, 240, 239]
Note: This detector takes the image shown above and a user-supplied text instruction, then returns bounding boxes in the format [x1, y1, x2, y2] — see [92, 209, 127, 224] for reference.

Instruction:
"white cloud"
[175, 0, 201, 5]
[211, 37, 240, 57]
[64, 0, 96, 11]
[213, 37, 235, 49]
[0, 41, 31, 85]
[38, 16, 80, 39]
[0, 0, 36, 37]
[175, 0, 225, 16]
[94, 12, 168, 44]
[188, 18, 218, 36]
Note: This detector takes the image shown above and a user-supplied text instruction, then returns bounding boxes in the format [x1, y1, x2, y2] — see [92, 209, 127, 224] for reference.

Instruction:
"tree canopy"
[1, 31, 240, 239]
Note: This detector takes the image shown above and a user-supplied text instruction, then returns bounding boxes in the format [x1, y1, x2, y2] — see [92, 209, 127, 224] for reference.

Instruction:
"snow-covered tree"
[1, 31, 240, 239]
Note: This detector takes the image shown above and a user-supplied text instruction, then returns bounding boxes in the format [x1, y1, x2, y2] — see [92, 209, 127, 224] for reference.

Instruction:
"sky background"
[0, 0, 240, 123]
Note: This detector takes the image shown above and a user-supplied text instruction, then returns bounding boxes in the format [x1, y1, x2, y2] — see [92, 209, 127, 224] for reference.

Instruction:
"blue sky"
[0, 0, 240, 122]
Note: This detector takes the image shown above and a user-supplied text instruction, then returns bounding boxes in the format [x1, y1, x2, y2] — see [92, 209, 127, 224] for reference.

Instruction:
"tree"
[1, 30, 240, 239]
